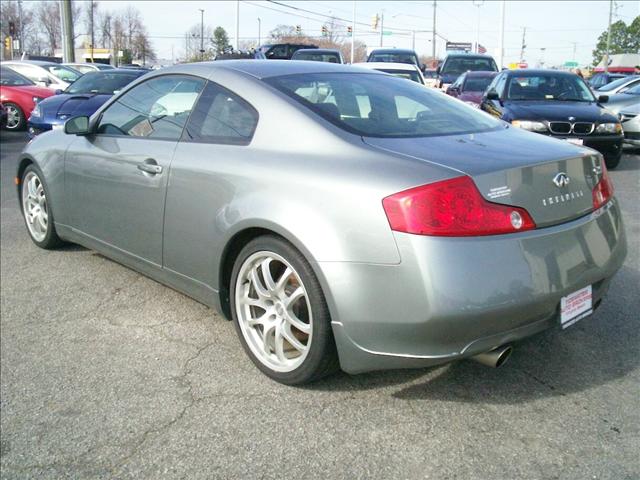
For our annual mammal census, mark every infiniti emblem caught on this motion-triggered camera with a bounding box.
[553,172,570,188]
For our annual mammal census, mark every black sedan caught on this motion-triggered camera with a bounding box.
[480,69,624,169]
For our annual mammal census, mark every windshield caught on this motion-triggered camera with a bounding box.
[266,73,500,138]
[506,74,595,102]
[423,70,437,79]
[369,53,417,65]
[45,64,82,82]
[0,67,35,86]
[377,69,423,84]
[596,76,637,92]
[65,71,144,94]
[294,52,341,63]
[442,57,497,75]
[463,76,494,92]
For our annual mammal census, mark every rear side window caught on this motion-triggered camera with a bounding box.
[183,82,258,145]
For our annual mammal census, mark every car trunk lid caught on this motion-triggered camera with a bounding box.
[364,127,602,227]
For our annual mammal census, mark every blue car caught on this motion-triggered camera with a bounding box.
[28,69,147,137]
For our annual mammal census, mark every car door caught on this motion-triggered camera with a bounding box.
[64,74,205,266]
[481,73,507,118]
[162,81,259,290]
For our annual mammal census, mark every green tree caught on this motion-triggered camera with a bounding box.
[592,16,640,66]
[212,26,230,54]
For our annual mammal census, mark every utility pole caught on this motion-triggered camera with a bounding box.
[412,30,416,51]
[604,0,613,73]
[18,0,23,57]
[519,27,526,63]
[498,0,505,69]
[432,1,437,63]
[235,0,240,51]
[379,12,384,47]
[473,1,484,53]
[350,0,355,64]
[61,0,75,62]
[90,0,95,63]
[199,8,204,60]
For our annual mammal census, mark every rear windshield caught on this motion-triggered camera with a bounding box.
[66,71,144,94]
[294,52,341,63]
[266,73,500,138]
[442,57,497,75]
[463,76,494,92]
[369,53,417,65]
[0,67,34,86]
[377,69,423,84]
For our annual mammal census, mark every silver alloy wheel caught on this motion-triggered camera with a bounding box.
[235,251,313,373]
[5,104,22,130]
[22,171,49,242]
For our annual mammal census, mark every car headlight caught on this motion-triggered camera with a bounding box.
[511,120,548,132]
[31,103,41,118]
[596,122,622,134]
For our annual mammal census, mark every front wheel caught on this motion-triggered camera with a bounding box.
[230,235,339,385]
[4,102,26,131]
[21,165,64,249]
[603,149,622,170]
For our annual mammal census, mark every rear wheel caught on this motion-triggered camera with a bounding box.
[4,102,26,131]
[603,149,622,170]
[230,235,339,385]
[21,165,64,249]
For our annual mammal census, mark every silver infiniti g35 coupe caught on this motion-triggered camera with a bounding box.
[16,61,627,384]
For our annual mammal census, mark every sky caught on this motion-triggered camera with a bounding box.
[77,0,640,66]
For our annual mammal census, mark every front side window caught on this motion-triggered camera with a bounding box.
[183,82,258,145]
[97,75,205,140]
[506,74,595,102]
[267,73,500,138]
[6,64,42,82]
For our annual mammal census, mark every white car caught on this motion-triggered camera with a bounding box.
[354,62,426,86]
[1,61,82,91]
[63,62,115,74]
[595,75,640,95]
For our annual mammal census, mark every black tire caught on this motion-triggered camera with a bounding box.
[20,165,65,249]
[230,235,339,385]
[4,102,26,131]
[603,149,622,170]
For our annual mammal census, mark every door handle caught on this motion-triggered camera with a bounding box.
[137,161,163,175]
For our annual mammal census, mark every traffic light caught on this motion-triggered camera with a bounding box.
[296,25,301,34]
[4,37,10,51]
[347,26,352,36]
[321,25,328,36]
[8,21,15,36]
[371,14,379,30]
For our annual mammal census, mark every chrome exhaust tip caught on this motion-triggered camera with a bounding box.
[471,345,513,368]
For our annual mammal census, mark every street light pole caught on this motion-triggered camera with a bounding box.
[235,0,240,51]
[472,0,484,53]
[498,0,505,69]
[257,17,261,47]
[432,1,437,62]
[379,12,384,47]
[199,8,204,60]
[350,0,355,64]
[18,0,23,56]
[604,0,613,73]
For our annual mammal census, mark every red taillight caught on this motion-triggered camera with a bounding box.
[592,161,614,210]
[382,176,536,237]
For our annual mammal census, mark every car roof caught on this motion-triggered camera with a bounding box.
[168,59,384,79]
[444,53,494,59]
[505,69,578,76]
[369,49,416,55]
[356,62,420,72]
[2,60,60,67]
[463,71,498,77]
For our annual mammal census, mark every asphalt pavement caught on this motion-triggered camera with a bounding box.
[1,130,639,480]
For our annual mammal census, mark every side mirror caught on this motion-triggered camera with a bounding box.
[487,90,500,101]
[38,77,51,85]
[597,95,609,103]
[64,116,90,135]
[54,89,63,95]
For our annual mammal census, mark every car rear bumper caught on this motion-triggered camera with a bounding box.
[321,199,627,374]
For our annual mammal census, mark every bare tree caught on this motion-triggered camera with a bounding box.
[34,1,61,55]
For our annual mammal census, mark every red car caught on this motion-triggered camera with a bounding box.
[446,71,498,107]
[0,66,54,130]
